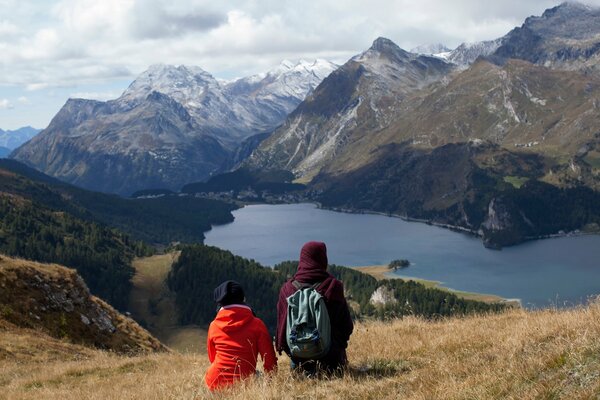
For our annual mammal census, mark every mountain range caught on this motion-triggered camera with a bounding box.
[9,1,600,246]
[0,126,40,157]
[246,1,600,246]
[11,60,337,194]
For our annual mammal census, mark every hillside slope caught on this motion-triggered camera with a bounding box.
[0,159,236,245]
[0,255,165,354]
[2,298,600,399]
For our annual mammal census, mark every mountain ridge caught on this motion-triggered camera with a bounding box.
[11,60,337,195]
[246,36,455,179]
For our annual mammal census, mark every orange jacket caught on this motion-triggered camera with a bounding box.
[205,305,277,391]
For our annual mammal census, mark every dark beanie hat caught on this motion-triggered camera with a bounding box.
[214,280,245,307]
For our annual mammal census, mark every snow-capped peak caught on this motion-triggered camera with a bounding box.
[120,63,219,103]
[226,59,338,100]
[411,43,451,55]
[279,59,296,69]
[445,39,503,67]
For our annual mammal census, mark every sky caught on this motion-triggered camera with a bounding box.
[1,0,599,130]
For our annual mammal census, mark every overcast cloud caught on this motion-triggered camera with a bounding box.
[1,0,600,129]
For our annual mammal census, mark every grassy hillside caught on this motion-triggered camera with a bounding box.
[0,255,165,354]
[129,254,206,353]
[2,299,600,399]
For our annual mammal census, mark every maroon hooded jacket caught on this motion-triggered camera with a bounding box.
[275,241,354,368]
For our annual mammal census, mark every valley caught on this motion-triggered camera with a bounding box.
[2,1,600,398]
[129,253,206,353]
[205,203,600,309]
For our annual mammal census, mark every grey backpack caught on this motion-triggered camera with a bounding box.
[285,280,331,359]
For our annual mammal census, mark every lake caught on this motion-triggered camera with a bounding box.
[205,203,600,308]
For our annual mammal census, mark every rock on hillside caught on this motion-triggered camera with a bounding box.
[0,255,166,354]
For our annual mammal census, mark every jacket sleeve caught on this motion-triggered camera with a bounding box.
[256,319,278,373]
[328,281,354,348]
[207,324,216,363]
[275,285,290,354]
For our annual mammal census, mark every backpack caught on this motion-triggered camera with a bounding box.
[285,280,331,359]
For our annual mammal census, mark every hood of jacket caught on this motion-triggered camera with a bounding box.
[212,305,254,332]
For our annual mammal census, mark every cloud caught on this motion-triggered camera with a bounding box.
[130,0,227,39]
[3,0,600,90]
[17,96,28,104]
[70,90,123,101]
[25,83,50,91]
[0,99,13,109]
[0,20,19,36]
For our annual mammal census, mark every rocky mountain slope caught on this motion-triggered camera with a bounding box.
[444,39,503,66]
[0,255,165,353]
[491,1,600,71]
[11,60,336,195]
[246,37,455,179]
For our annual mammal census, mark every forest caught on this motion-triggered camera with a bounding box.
[168,244,505,332]
[0,160,238,309]
[0,194,142,310]
[0,159,237,244]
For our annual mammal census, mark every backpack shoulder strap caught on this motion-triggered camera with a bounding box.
[292,280,303,290]
[292,280,323,291]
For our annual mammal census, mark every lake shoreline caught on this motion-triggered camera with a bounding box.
[313,202,598,248]
[352,265,521,307]
[205,202,600,309]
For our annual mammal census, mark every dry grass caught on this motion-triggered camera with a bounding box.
[0,255,165,353]
[130,254,206,353]
[3,299,600,399]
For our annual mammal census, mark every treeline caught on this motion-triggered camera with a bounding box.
[0,195,145,310]
[168,245,505,332]
[0,159,237,244]
[274,262,505,319]
[168,244,284,329]
[502,180,600,235]
[0,160,238,311]
[181,167,305,195]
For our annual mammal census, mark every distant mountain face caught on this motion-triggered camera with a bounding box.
[245,2,600,247]
[0,147,10,158]
[11,60,337,195]
[0,126,40,150]
[490,2,600,70]
[246,37,455,178]
[444,39,503,67]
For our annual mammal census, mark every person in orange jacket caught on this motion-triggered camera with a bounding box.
[205,280,277,391]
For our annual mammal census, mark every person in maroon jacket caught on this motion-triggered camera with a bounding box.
[276,241,354,374]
